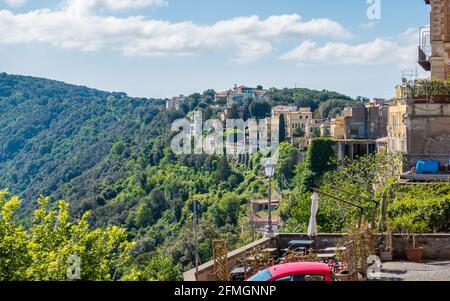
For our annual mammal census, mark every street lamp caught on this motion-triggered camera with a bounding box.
[264,159,275,237]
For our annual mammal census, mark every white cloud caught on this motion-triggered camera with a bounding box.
[280,28,418,68]
[2,0,26,7]
[64,0,168,16]
[0,6,352,63]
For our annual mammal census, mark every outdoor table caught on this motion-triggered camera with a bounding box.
[317,253,336,264]
[317,253,336,259]
[287,240,314,255]
[230,267,248,281]
[322,247,346,252]
[288,240,314,249]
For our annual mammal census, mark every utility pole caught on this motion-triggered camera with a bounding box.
[193,200,201,280]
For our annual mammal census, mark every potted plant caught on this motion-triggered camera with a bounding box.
[406,235,423,263]
[429,78,450,103]
[392,214,427,262]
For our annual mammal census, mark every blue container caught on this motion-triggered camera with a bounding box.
[416,160,440,174]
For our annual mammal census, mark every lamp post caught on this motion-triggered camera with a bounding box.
[264,159,275,237]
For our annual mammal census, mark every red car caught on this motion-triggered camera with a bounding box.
[246,262,336,282]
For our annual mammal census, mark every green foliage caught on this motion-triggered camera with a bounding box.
[389,183,450,233]
[306,138,336,175]
[227,104,240,119]
[288,153,403,233]
[302,138,336,190]
[215,156,231,183]
[293,125,305,138]
[279,114,286,142]
[111,141,126,156]
[211,192,245,227]
[0,190,133,281]
[275,142,299,187]
[315,99,362,119]
[266,87,353,112]
[123,253,182,281]
[249,100,271,119]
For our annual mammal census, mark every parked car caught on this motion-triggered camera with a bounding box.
[246,262,336,282]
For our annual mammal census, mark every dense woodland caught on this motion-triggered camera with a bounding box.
[1,73,449,281]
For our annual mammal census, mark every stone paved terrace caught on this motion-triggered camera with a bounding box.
[184,233,450,281]
[379,261,450,281]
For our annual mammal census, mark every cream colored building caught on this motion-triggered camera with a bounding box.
[330,116,346,140]
[387,86,450,168]
[271,106,313,138]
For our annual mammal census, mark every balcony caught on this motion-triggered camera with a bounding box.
[418,46,431,71]
[418,26,431,71]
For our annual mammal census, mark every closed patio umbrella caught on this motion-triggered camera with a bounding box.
[307,192,320,238]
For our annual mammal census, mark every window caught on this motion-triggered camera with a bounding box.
[247,268,273,281]
[291,274,325,282]
[275,276,292,282]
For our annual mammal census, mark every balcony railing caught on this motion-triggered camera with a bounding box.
[418,26,431,71]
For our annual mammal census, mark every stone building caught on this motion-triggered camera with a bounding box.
[331,99,389,160]
[271,106,313,139]
[166,95,186,110]
[387,0,450,172]
[419,0,450,80]
[387,87,450,169]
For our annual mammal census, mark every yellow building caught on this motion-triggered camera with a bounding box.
[387,99,408,154]
[330,116,346,140]
[271,106,313,138]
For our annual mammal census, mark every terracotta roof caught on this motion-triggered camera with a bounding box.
[252,213,281,225]
[250,199,280,205]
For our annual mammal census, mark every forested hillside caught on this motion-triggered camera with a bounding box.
[0,72,366,279]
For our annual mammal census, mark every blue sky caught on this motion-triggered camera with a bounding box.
[0,0,430,99]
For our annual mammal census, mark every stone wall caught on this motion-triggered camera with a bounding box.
[408,103,450,157]
[183,233,450,281]
[392,234,450,260]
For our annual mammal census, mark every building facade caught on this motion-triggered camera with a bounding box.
[166,95,186,110]
[271,106,314,138]
[422,0,450,80]
[388,0,450,171]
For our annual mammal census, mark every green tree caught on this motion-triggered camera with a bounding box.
[249,100,271,119]
[0,191,134,281]
[123,254,183,281]
[227,104,240,119]
[215,156,231,183]
[293,125,305,138]
[275,142,299,187]
[306,138,336,178]
[0,191,29,280]
[279,114,286,143]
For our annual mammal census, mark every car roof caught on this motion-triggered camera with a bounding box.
[269,262,330,277]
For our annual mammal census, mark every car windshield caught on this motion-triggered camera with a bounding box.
[246,268,273,281]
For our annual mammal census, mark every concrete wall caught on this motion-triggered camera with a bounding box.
[392,234,450,260]
[408,103,450,156]
[366,105,388,140]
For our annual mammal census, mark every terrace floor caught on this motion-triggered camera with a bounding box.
[378,260,450,281]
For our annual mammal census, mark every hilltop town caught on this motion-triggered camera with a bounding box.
[0,0,449,285]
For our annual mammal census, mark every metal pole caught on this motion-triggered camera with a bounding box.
[267,175,273,234]
[193,201,199,280]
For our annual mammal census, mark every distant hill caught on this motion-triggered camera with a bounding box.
[0,73,361,215]
[0,72,184,216]
[0,72,366,273]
